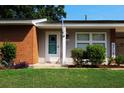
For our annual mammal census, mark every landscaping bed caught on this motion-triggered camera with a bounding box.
[70,45,124,69]
[67,64,124,68]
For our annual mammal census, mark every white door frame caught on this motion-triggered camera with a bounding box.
[45,31,60,63]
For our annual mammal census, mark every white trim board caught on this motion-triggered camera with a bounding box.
[36,23,124,29]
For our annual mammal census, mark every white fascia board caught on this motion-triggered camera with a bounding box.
[36,23,124,29]
[65,23,124,27]
[0,20,32,25]
[0,19,47,25]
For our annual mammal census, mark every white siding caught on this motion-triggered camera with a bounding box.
[38,29,111,65]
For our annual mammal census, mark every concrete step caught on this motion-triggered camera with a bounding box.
[30,63,66,69]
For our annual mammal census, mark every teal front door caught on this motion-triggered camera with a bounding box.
[45,31,60,63]
[49,35,57,54]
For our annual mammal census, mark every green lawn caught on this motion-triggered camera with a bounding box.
[0,68,124,88]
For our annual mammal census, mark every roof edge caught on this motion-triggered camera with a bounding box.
[0,19,47,25]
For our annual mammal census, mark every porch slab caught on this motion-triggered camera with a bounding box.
[110,68,124,70]
[30,63,67,69]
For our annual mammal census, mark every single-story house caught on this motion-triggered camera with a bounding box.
[0,19,124,65]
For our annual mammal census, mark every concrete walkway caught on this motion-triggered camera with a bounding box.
[30,63,124,70]
[110,68,124,70]
[30,63,67,69]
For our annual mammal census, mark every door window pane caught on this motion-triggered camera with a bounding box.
[92,34,105,41]
[48,35,57,54]
[77,34,89,41]
[93,43,105,47]
[77,43,89,49]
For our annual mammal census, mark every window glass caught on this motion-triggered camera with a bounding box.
[92,34,105,41]
[77,34,89,41]
[93,43,105,47]
[48,35,57,54]
[77,43,89,49]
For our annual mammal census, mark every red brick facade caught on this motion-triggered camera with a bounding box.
[0,25,38,64]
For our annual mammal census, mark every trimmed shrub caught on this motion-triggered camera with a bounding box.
[71,48,85,66]
[115,55,124,66]
[86,45,106,65]
[1,42,16,67]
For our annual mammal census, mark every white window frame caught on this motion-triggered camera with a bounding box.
[75,32,107,56]
[75,32,91,48]
[91,32,107,49]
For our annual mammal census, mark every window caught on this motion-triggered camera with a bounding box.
[92,43,105,47]
[76,32,107,49]
[77,43,89,49]
[92,34,105,41]
[77,34,89,41]
[76,33,90,49]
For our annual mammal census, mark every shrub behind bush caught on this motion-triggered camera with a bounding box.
[115,55,124,66]
[86,45,106,65]
[71,48,85,67]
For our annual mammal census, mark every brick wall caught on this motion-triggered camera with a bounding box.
[0,25,38,64]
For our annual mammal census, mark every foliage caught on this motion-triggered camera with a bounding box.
[71,48,85,66]
[115,55,124,66]
[1,42,16,67]
[86,45,106,65]
[14,62,29,69]
[0,5,66,21]
[0,60,8,67]
[108,57,115,65]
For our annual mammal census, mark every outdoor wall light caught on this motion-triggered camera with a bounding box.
[66,33,69,41]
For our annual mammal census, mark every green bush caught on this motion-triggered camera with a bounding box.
[1,42,16,67]
[86,45,106,65]
[115,55,124,66]
[71,48,85,66]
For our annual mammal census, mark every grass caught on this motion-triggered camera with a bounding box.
[0,68,124,88]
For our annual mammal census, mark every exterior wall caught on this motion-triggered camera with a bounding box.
[0,25,118,65]
[116,32,124,56]
[66,29,111,64]
[32,26,39,64]
[38,29,45,63]
[38,28,111,65]
[0,25,38,64]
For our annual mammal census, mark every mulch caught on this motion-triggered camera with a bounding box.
[67,64,124,68]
